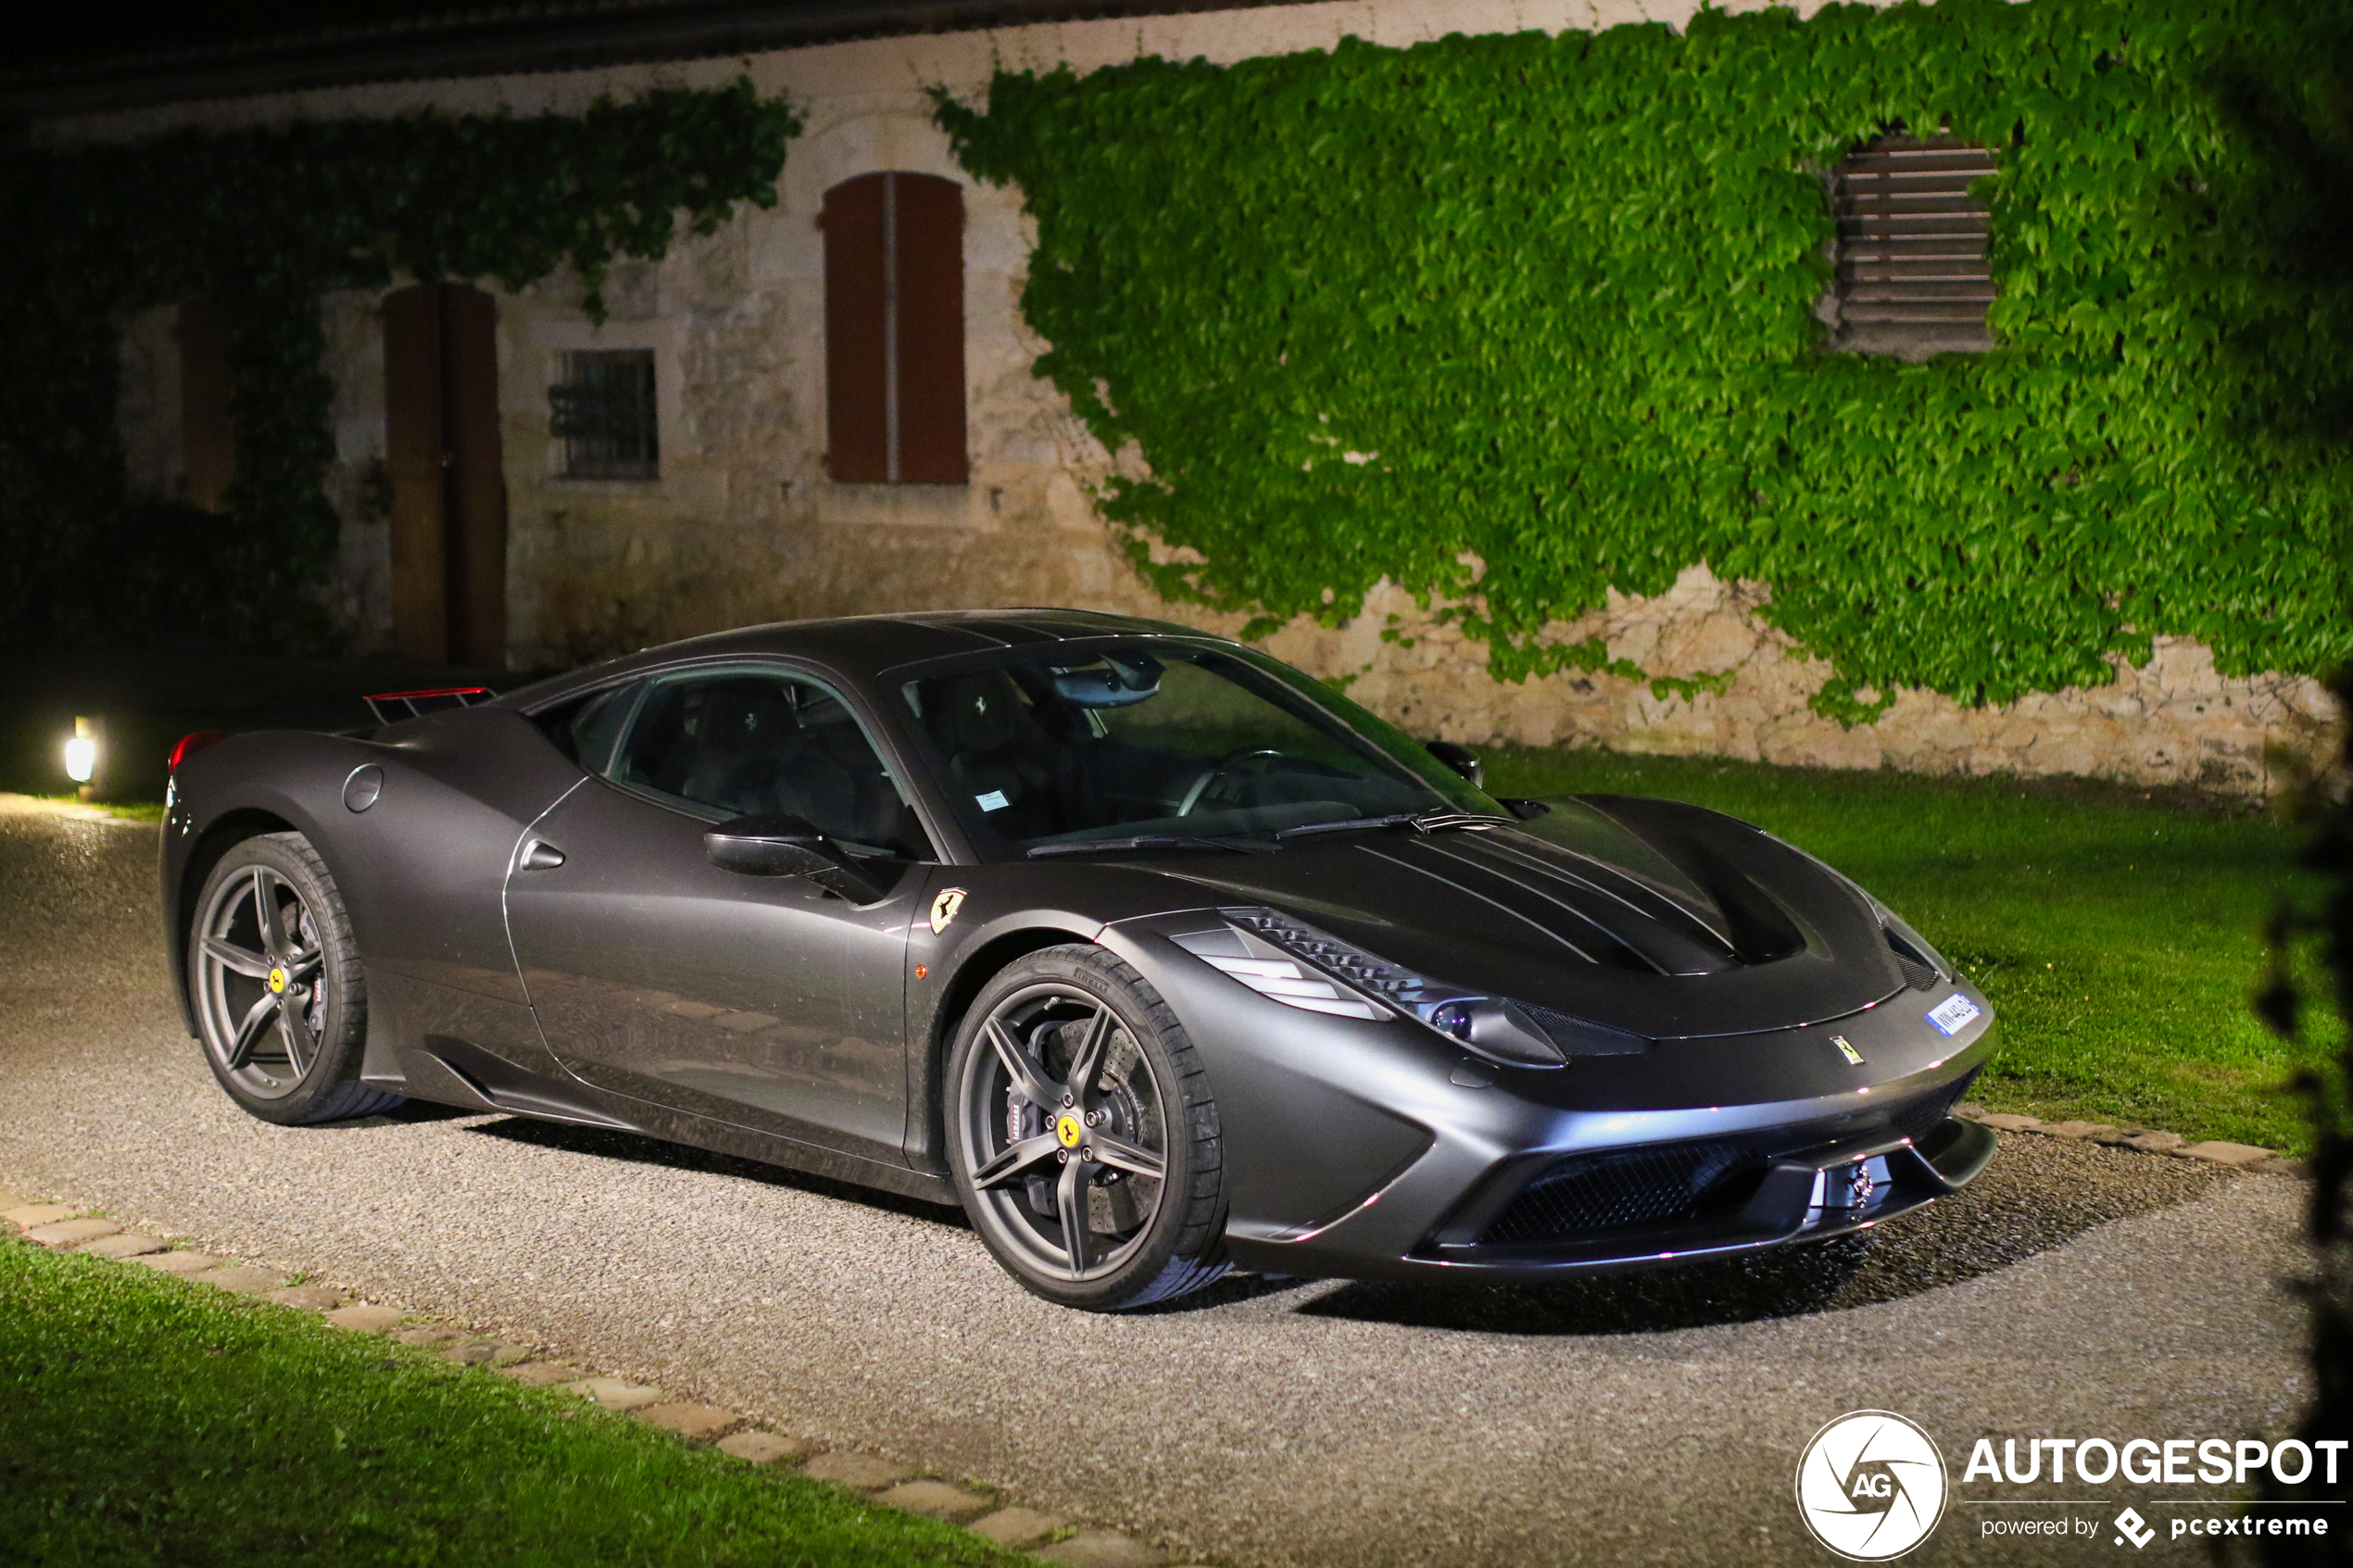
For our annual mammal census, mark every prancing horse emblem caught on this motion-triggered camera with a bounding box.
[929,887,967,935]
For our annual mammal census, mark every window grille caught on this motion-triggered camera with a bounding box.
[550,349,659,479]
[1827,132,1998,358]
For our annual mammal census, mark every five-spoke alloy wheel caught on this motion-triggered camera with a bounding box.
[189,833,399,1125]
[947,947,1227,1311]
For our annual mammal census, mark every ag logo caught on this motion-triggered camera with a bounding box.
[1794,1411,1949,1561]
[928,887,967,935]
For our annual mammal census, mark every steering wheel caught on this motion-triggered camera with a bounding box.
[1175,748,1285,818]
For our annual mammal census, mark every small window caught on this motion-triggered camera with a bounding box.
[1825,132,1998,358]
[532,682,639,772]
[823,172,967,484]
[549,349,659,479]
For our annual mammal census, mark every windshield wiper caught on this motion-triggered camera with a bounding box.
[1026,834,1281,859]
[1275,809,1516,842]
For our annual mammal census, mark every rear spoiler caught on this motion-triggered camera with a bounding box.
[363,686,495,724]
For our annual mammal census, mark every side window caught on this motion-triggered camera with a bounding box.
[532,682,638,773]
[610,670,931,858]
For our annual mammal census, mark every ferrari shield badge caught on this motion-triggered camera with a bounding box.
[1831,1035,1865,1066]
[929,887,967,935]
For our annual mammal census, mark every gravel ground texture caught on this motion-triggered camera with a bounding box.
[0,796,2315,1566]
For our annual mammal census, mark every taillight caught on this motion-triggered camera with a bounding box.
[168,731,230,773]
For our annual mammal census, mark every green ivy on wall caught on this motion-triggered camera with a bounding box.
[938,0,2353,718]
[0,81,799,651]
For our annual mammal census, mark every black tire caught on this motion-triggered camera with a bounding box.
[945,945,1227,1311]
[187,832,404,1126]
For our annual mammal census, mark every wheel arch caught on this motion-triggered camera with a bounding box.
[170,809,298,1035]
[912,924,1101,1169]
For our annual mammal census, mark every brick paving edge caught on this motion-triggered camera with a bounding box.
[0,1185,1198,1567]
[1951,1103,2306,1175]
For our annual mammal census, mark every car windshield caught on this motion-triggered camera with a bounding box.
[900,643,1499,857]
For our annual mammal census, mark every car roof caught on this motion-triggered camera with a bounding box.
[495,608,1227,709]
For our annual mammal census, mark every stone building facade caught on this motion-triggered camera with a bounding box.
[78,0,2335,793]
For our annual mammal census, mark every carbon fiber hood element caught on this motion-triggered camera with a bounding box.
[1157,795,1907,1040]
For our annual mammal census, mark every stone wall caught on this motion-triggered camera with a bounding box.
[71,0,2339,793]
[1252,570,2335,795]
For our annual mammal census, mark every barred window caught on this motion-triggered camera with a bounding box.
[550,349,659,479]
[1825,132,1998,358]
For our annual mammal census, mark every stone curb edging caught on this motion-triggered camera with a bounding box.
[0,1120,2291,1568]
[0,1190,1208,1568]
[1953,1103,2305,1176]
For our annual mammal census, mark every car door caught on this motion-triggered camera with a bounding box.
[503,664,937,1168]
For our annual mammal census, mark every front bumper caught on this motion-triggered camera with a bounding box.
[1220,1098,1994,1285]
[1105,914,2002,1286]
[1411,1112,1994,1274]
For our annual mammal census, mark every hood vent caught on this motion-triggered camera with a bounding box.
[1884,928,1941,991]
[1522,1003,1648,1058]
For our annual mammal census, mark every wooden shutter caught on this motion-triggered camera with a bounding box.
[440,284,507,668]
[383,284,449,663]
[1831,133,1998,356]
[383,282,507,666]
[824,171,967,483]
[178,303,236,513]
[893,174,968,484]
[824,174,889,483]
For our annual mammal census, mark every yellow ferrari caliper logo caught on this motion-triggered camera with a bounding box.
[268,967,287,995]
[1055,1113,1082,1148]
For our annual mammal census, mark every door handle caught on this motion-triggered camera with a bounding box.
[520,839,566,871]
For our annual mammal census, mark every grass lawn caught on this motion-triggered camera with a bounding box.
[1483,746,2328,1155]
[0,1240,1022,1568]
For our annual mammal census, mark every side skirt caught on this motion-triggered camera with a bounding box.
[372,1035,958,1209]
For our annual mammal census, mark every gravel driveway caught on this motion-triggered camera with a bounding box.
[0,797,2312,1565]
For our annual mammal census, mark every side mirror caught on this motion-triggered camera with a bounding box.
[705,813,888,904]
[1424,740,1483,791]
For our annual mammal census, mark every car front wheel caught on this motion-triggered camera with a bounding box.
[946,945,1228,1311]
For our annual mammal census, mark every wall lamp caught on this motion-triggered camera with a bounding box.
[63,716,102,801]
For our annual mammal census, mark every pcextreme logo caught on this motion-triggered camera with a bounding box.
[1795,1411,1951,1561]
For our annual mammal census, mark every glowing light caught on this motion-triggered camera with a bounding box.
[63,718,98,784]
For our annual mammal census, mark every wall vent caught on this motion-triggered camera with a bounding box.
[1824,132,1998,358]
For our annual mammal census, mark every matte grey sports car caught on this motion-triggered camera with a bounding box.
[161,609,1995,1311]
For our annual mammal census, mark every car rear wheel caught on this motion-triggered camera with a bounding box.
[946,946,1228,1311]
[189,833,403,1126]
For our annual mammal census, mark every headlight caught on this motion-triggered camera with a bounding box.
[1173,907,1569,1068]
